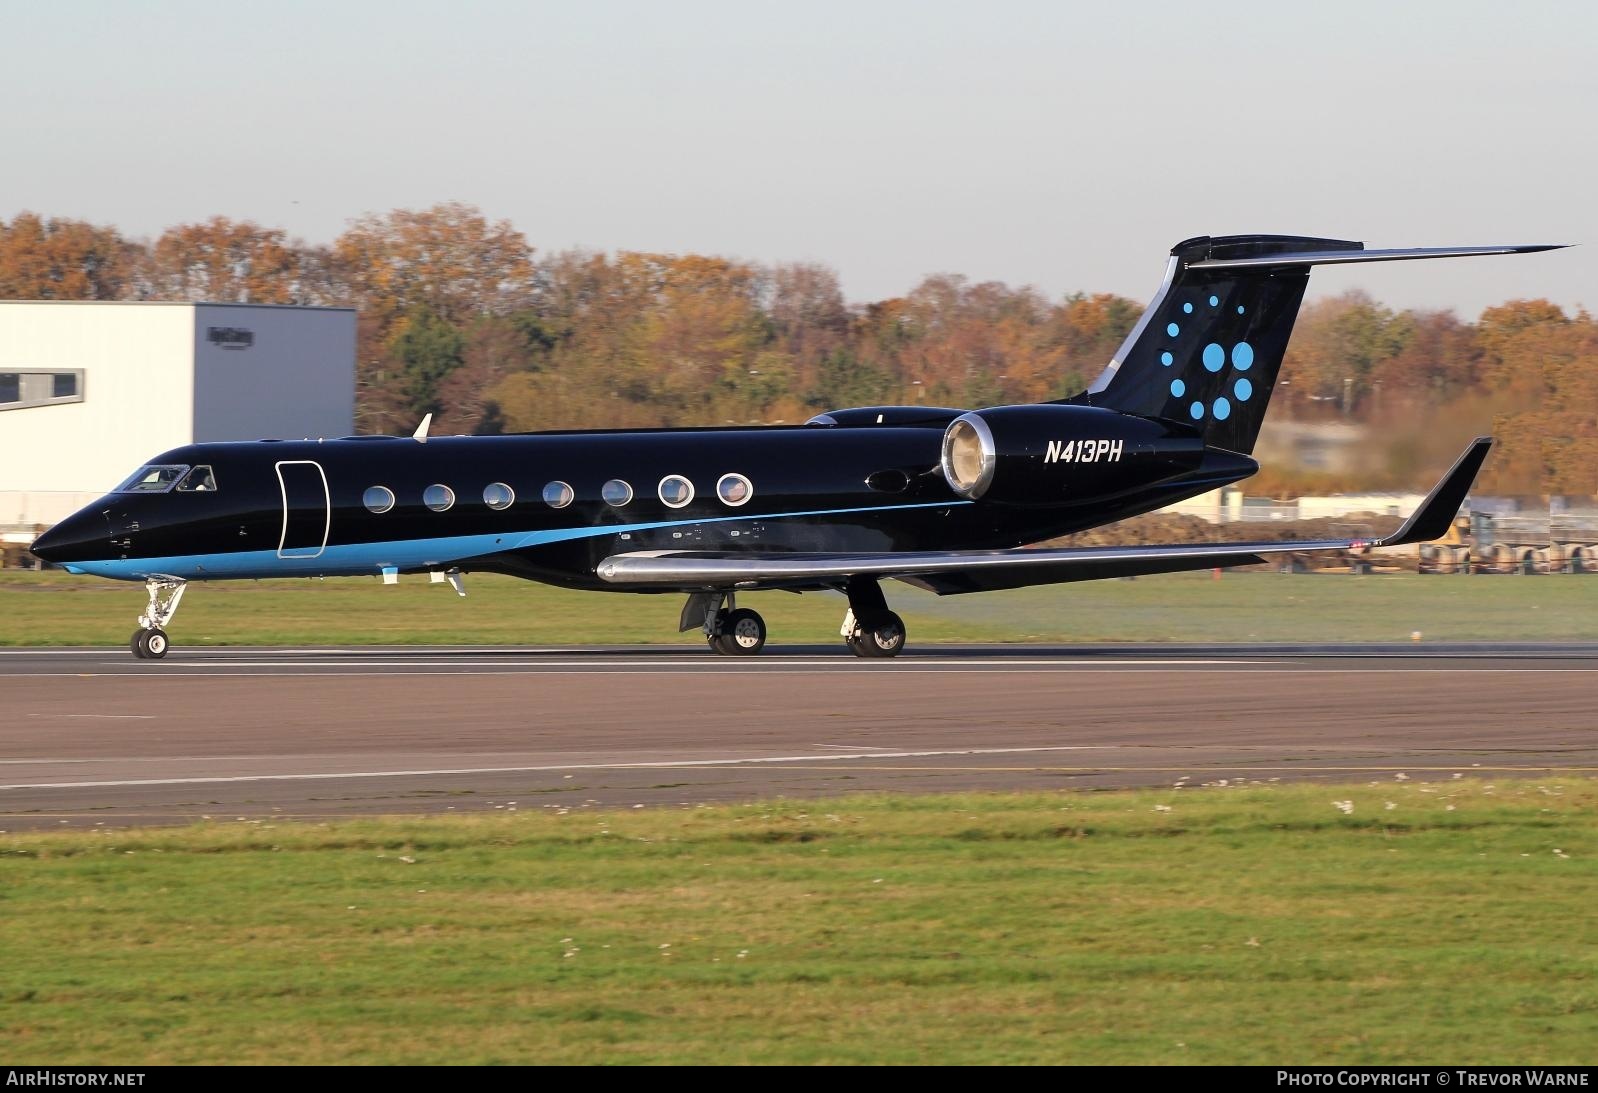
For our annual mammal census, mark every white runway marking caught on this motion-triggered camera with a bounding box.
[0,743,1262,790]
[24,713,156,720]
[4,741,1592,792]
[164,657,1253,668]
[8,666,1598,681]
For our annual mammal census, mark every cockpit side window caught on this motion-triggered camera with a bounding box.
[175,465,218,492]
[115,464,191,493]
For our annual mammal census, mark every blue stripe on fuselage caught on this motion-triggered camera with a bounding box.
[63,501,971,582]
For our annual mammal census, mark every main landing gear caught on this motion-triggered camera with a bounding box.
[130,578,186,660]
[839,575,906,659]
[684,592,768,656]
[681,578,906,659]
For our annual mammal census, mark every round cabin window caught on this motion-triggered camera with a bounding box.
[542,481,574,509]
[658,475,694,508]
[483,482,515,510]
[423,484,455,512]
[716,473,753,507]
[363,486,395,513]
[602,479,633,507]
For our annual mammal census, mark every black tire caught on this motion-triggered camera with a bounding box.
[130,630,150,659]
[714,608,766,656]
[143,628,170,659]
[851,612,906,659]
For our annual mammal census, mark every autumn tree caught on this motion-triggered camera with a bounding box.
[1052,292,1144,394]
[333,202,536,325]
[0,212,131,299]
[1368,310,1479,410]
[1281,291,1413,417]
[432,312,554,435]
[139,217,314,304]
[332,203,537,430]
[768,262,851,390]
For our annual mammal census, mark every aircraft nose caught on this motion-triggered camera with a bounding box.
[30,510,104,565]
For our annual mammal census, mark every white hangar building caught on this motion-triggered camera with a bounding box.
[0,301,356,532]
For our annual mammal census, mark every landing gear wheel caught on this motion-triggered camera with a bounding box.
[712,608,766,656]
[130,629,169,659]
[130,579,185,660]
[848,612,906,659]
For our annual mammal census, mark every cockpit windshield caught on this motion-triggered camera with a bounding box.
[114,464,191,493]
[175,465,218,492]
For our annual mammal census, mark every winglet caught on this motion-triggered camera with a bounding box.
[412,413,433,443]
[1377,437,1493,547]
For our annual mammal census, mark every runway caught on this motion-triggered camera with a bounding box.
[3,644,1596,829]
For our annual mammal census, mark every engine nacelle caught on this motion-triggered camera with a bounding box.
[940,404,1207,504]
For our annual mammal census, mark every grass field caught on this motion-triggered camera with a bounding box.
[1,781,1592,1064]
[3,568,1598,646]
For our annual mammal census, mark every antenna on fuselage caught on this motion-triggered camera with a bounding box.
[412,413,433,444]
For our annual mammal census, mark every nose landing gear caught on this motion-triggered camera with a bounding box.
[130,578,186,660]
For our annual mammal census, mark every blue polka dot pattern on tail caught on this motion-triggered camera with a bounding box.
[1158,300,1261,427]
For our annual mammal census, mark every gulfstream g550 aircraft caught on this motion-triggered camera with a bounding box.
[31,235,1560,659]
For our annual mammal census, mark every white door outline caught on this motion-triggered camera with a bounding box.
[275,460,331,559]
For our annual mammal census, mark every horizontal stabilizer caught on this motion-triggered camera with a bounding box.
[596,437,1492,594]
[1189,244,1567,270]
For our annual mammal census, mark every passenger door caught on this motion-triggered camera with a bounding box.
[275,461,330,559]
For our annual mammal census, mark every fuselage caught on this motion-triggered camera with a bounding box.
[33,409,1256,593]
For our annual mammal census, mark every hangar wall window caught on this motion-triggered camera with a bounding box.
[483,482,515,510]
[717,473,753,507]
[423,484,455,512]
[658,475,694,508]
[602,479,633,507]
[363,486,395,513]
[543,481,574,509]
[0,369,86,411]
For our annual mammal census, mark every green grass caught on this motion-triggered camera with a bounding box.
[0,781,1592,1064]
[2,567,1597,646]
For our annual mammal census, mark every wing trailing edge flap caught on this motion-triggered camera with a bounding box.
[595,438,1491,594]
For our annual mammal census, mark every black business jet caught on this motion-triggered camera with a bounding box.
[31,234,1561,659]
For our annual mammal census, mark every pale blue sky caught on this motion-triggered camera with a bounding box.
[3,0,1593,315]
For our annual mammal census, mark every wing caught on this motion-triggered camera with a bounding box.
[596,438,1490,595]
